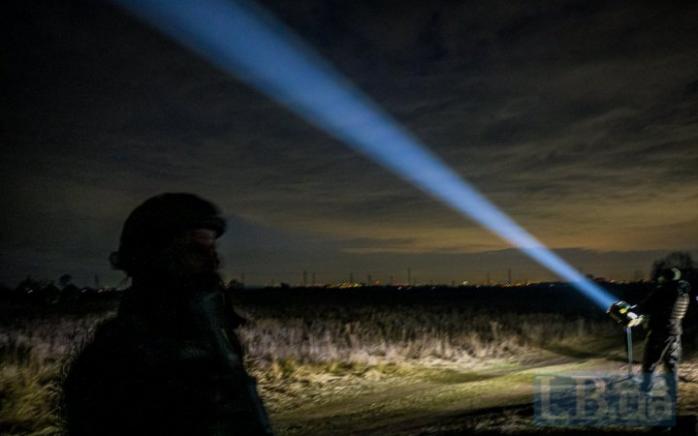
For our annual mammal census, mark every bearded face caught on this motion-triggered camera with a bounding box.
[154,228,222,286]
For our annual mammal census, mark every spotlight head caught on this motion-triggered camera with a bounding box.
[607,300,644,328]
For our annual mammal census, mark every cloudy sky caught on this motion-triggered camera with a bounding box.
[3,0,697,286]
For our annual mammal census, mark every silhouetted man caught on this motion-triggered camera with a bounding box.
[636,267,692,397]
[63,193,273,435]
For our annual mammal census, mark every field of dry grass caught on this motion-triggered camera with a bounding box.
[0,296,624,434]
[0,287,695,435]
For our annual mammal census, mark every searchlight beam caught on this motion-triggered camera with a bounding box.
[112,0,617,310]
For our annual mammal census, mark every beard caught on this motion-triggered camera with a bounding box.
[152,241,223,291]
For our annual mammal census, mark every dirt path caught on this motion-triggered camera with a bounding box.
[263,353,698,435]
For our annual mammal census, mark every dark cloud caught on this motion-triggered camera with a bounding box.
[2,0,697,285]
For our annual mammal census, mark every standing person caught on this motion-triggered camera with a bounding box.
[636,266,692,397]
[63,193,273,435]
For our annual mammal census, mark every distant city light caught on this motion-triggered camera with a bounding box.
[112,0,617,310]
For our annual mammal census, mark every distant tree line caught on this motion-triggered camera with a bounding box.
[0,275,121,305]
[0,252,694,306]
[0,274,248,306]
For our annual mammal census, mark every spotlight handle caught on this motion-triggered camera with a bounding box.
[625,327,633,378]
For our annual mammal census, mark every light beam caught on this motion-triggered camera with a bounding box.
[112,0,617,309]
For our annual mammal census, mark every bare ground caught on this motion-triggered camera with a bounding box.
[259,340,698,435]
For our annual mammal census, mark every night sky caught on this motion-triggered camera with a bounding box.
[3,0,698,287]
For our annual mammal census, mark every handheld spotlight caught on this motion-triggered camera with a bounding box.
[607,301,644,328]
[607,300,645,378]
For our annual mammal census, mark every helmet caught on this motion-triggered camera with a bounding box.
[110,193,226,275]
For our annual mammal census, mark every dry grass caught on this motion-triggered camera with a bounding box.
[238,306,616,367]
[0,304,622,434]
[0,359,62,435]
[0,313,110,435]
